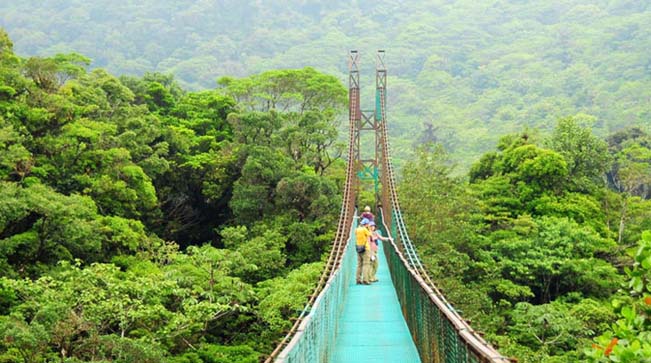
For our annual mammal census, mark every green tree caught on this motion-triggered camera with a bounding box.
[256,262,323,332]
[0,182,158,278]
[546,115,611,193]
[487,216,619,304]
[586,231,651,362]
[219,67,346,114]
[0,116,31,181]
[23,53,89,92]
[506,301,585,361]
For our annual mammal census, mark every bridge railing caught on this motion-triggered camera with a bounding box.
[265,51,359,362]
[273,217,357,363]
[379,209,511,363]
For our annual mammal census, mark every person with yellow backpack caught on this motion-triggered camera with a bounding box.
[355,218,373,285]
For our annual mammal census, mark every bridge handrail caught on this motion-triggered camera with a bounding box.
[379,209,511,363]
[272,217,357,362]
[375,56,509,361]
[264,55,359,362]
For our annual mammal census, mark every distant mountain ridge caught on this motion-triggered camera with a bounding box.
[2,0,651,167]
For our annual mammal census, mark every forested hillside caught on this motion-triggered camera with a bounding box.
[400,121,651,361]
[2,1,651,362]
[2,0,651,167]
[0,30,347,362]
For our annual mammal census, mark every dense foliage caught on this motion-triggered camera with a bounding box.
[2,1,651,359]
[586,231,651,362]
[2,0,651,168]
[0,29,346,362]
[400,118,651,362]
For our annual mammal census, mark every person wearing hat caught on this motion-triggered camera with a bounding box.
[361,205,375,222]
[368,221,391,282]
[354,218,373,284]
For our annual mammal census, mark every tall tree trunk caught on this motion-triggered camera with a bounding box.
[618,197,628,245]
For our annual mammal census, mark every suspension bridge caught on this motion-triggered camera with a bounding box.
[265,51,512,363]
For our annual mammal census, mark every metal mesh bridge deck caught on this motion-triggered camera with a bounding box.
[331,233,421,363]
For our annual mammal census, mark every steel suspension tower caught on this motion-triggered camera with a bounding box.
[349,50,362,205]
[375,50,392,231]
[351,50,386,209]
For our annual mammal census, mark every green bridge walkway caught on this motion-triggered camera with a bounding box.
[332,228,421,363]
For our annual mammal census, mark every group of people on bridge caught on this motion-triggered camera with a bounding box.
[354,206,392,285]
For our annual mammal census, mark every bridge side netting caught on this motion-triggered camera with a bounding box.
[275,219,357,363]
[379,210,509,363]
